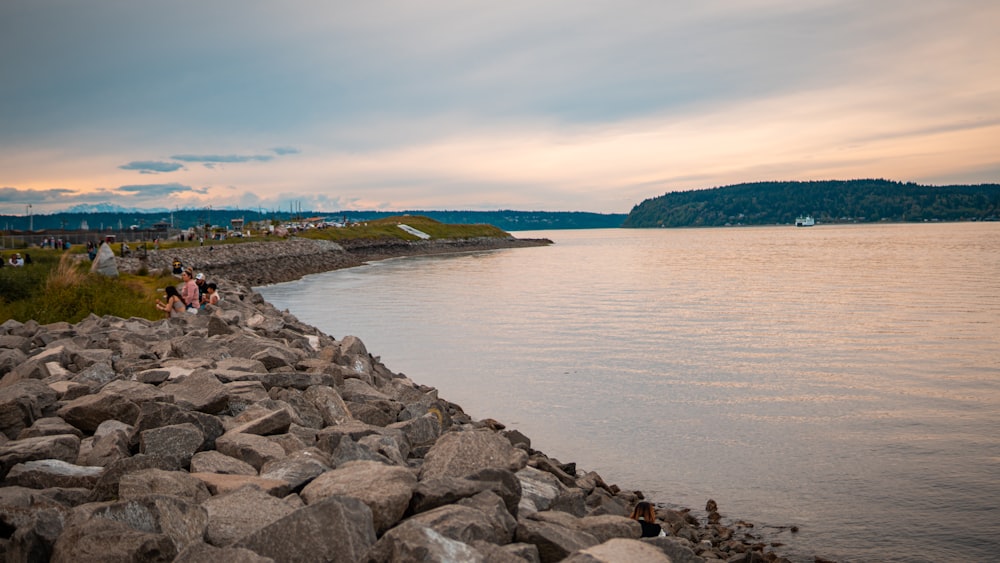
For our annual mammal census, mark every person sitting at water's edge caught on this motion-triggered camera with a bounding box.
[630,501,667,538]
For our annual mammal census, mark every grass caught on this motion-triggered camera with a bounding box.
[0,216,513,324]
[1,250,176,324]
[294,215,509,242]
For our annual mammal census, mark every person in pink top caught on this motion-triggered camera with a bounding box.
[179,268,199,310]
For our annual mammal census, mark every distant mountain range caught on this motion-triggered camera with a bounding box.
[1,208,627,232]
[623,179,1000,228]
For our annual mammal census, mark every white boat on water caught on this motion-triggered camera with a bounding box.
[795,215,816,227]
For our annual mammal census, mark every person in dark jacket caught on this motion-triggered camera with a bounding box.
[630,501,666,538]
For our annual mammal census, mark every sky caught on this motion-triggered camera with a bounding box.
[2,0,999,215]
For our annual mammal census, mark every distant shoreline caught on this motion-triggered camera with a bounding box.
[120,235,553,287]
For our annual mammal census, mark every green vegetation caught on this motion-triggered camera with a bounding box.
[0,252,170,324]
[622,179,1000,228]
[294,215,510,242]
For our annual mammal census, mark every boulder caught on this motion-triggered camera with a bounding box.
[515,518,601,563]
[16,417,83,440]
[140,423,205,466]
[362,521,486,563]
[214,433,286,471]
[201,485,298,546]
[57,392,140,433]
[420,429,528,481]
[160,371,229,414]
[89,242,119,277]
[118,468,212,503]
[52,517,175,563]
[189,451,258,476]
[258,448,331,492]
[5,459,103,489]
[232,495,376,562]
[0,434,81,479]
[563,538,672,562]
[303,385,352,426]
[0,380,60,439]
[301,460,416,534]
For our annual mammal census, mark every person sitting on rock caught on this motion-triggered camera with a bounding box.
[630,501,667,538]
[180,269,200,311]
[194,272,208,305]
[202,282,221,306]
[155,285,186,318]
[172,258,184,275]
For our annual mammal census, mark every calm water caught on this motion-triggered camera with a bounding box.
[258,223,1000,562]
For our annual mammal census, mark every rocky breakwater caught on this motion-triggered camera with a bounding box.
[0,278,794,562]
[123,235,553,287]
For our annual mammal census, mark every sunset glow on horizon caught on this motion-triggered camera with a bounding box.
[2,1,998,215]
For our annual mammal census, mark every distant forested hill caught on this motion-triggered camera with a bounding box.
[622,179,1000,228]
[1,209,626,233]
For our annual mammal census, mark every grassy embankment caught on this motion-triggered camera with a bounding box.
[0,216,510,324]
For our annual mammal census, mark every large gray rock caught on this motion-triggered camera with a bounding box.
[16,416,83,440]
[189,450,258,476]
[89,454,187,502]
[300,460,416,534]
[362,521,486,563]
[140,422,205,466]
[91,495,209,554]
[214,432,286,471]
[517,465,565,516]
[89,242,119,277]
[129,401,226,451]
[233,494,376,562]
[52,517,175,563]
[258,448,331,492]
[78,426,131,467]
[225,407,292,436]
[420,429,528,481]
[387,413,441,447]
[57,392,141,433]
[515,518,601,563]
[563,538,673,562]
[577,514,642,543]
[5,459,103,489]
[0,434,81,479]
[118,468,212,503]
[404,490,516,546]
[0,380,60,439]
[160,371,230,414]
[303,385,352,426]
[201,485,298,547]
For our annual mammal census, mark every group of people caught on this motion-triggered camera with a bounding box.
[155,266,221,318]
[2,253,29,267]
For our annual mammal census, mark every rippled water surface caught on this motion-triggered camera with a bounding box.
[259,223,1000,562]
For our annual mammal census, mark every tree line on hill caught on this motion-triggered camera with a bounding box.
[622,179,1000,228]
[1,209,627,234]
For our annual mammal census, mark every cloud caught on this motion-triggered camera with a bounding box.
[170,154,274,164]
[119,161,185,174]
[0,186,76,204]
[271,146,301,156]
[116,183,204,197]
